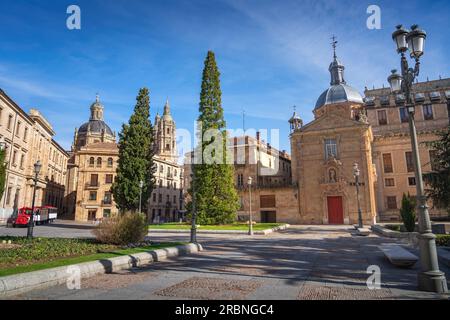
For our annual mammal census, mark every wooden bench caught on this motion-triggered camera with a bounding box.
[378,244,418,268]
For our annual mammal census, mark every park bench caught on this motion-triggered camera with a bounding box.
[378,244,418,268]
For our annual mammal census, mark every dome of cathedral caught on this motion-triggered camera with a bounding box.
[314,40,364,110]
[78,120,114,136]
[315,84,364,110]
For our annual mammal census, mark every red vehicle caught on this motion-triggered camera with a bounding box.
[7,206,58,227]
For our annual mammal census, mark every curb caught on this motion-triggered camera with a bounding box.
[0,243,203,298]
[148,224,290,235]
[371,224,419,246]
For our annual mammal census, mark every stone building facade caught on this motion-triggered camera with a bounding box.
[184,47,449,226]
[0,89,69,224]
[65,96,119,221]
[149,99,184,223]
[364,78,450,221]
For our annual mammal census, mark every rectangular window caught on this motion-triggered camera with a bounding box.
[103,209,111,218]
[20,154,25,168]
[377,110,388,125]
[103,192,112,204]
[15,121,21,137]
[12,150,17,166]
[6,187,12,205]
[429,150,439,171]
[324,139,337,159]
[158,194,162,203]
[153,193,156,202]
[422,104,434,120]
[105,174,113,184]
[382,153,393,173]
[260,195,276,208]
[23,127,28,141]
[7,115,13,131]
[408,177,416,186]
[90,174,98,186]
[405,152,415,172]
[173,195,177,203]
[387,196,397,210]
[89,191,97,201]
[399,107,409,123]
[385,178,395,187]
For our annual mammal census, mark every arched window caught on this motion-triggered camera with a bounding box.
[107,157,113,167]
[97,157,102,167]
[89,157,95,167]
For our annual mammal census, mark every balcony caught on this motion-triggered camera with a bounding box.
[102,200,112,206]
[85,182,99,189]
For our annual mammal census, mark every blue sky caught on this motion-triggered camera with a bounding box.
[0,0,449,154]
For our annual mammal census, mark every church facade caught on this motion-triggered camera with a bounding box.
[235,47,449,225]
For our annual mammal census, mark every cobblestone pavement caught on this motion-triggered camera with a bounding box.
[6,225,450,300]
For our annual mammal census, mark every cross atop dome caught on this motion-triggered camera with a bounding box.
[331,35,338,59]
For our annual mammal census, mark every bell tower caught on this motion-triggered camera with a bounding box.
[154,98,177,162]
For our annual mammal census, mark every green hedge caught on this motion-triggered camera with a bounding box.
[436,235,450,247]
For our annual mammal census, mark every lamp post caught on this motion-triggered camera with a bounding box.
[353,163,363,229]
[27,160,41,239]
[388,24,448,293]
[139,180,144,214]
[247,176,253,236]
[190,171,197,244]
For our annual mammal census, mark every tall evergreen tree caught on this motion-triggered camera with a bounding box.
[0,148,6,200]
[424,126,450,215]
[112,88,156,213]
[189,51,239,225]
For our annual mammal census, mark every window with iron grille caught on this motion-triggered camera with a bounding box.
[399,107,409,123]
[377,110,388,125]
[405,152,415,172]
[324,139,337,160]
[385,178,395,187]
[422,104,434,120]
[383,153,393,173]
[387,196,397,210]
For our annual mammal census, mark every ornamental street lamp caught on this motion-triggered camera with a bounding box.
[353,163,363,229]
[248,176,253,236]
[139,180,144,214]
[388,24,448,293]
[190,171,197,244]
[27,160,42,239]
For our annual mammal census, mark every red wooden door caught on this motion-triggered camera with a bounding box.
[327,196,344,224]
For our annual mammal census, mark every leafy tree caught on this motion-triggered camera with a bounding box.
[423,126,450,215]
[400,193,416,232]
[112,88,156,214]
[188,51,239,225]
[0,148,6,200]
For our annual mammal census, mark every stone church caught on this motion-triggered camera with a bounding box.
[290,48,377,225]
[235,45,449,225]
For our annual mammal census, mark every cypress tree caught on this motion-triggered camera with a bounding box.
[189,51,239,225]
[112,88,156,214]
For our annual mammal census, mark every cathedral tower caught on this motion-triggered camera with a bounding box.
[154,99,177,162]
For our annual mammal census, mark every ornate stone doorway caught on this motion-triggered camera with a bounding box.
[327,196,344,224]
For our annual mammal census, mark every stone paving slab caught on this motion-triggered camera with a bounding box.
[5,225,450,300]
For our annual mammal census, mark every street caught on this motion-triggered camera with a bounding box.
[3,223,450,300]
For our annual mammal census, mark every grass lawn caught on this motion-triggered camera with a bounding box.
[149,222,284,231]
[0,236,185,277]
